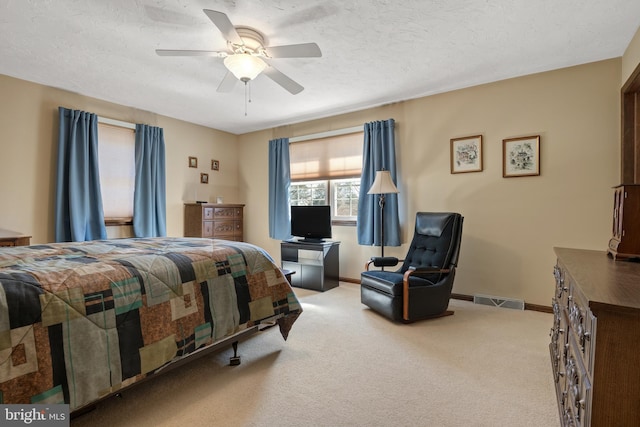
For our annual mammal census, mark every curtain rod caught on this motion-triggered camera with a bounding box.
[289,125,363,143]
[98,116,136,130]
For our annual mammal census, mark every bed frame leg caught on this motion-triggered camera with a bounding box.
[229,340,241,366]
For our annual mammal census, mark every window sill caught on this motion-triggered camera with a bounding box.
[332,219,356,227]
[105,218,133,226]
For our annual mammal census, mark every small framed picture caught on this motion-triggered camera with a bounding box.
[450,135,483,173]
[189,156,198,168]
[200,173,209,184]
[503,135,540,177]
[211,159,220,171]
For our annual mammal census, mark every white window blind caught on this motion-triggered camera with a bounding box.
[98,122,135,219]
[289,132,363,181]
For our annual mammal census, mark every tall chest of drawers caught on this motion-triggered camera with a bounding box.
[550,248,640,427]
[184,203,244,241]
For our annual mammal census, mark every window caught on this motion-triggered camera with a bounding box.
[290,180,327,206]
[97,121,135,224]
[332,178,360,218]
[289,130,363,223]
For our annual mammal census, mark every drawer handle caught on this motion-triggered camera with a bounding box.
[580,331,591,353]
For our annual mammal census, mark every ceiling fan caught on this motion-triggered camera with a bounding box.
[156,9,322,95]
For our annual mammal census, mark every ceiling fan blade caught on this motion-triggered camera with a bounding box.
[263,65,304,95]
[264,43,322,58]
[203,9,243,45]
[217,71,237,92]
[155,49,227,57]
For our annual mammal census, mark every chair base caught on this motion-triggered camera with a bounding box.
[401,310,454,323]
[361,285,403,321]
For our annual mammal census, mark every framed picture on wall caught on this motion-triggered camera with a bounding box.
[502,135,540,177]
[211,159,219,171]
[450,135,483,173]
[189,156,198,168]
[200,173,209,184]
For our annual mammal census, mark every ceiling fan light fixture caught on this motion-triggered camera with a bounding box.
[224,54,266,82]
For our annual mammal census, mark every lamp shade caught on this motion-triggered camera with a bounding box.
[367,170,399,195]
[223,54,266,82]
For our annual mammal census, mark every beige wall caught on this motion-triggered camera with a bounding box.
[238,59,621,306]
[0,55,630,307]
[0,74,238,243]
[622,25,640,84]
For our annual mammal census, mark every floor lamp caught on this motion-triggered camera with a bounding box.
[367,170,399,258]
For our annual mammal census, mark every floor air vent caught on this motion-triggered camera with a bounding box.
[473,294,524,310]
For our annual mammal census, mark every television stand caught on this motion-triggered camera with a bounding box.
[299,238,325,243]
[281,240,339,291]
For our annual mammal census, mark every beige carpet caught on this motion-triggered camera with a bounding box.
[71,283,558,427]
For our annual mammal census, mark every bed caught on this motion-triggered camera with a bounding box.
[0,237,301,413]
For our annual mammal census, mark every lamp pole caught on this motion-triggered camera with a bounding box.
[367,170,399,261]
[378,193,386,258]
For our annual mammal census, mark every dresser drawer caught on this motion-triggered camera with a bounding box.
[568,282,596,373]
[212,220,239,237]
[202,221,214,237]
[554,264,570,310]
[203,207,215,220]
[564,334,592,427]
[214,207,242,218]
[550,299,569,386]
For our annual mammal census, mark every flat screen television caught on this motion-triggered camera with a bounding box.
[290,205,332,242]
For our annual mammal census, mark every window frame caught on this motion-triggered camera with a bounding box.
[289,178,359,225]
[289,180,329,206]
[330,177,360,225]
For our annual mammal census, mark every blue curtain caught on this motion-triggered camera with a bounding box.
[133,124,167,237]
[357,119,400,246]
[55,107,107,242]
[268,138,291,240]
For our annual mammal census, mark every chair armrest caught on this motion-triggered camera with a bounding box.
[403,266,452,283]
[365,256,400,270]
[405,266,451,276]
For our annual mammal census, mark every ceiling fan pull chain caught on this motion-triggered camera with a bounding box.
[244,81,248,116]
[243,81,255,116]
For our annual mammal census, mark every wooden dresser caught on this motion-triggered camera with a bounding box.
[550,247,640,427]
[184,203,244,241]
[0,228,31,247]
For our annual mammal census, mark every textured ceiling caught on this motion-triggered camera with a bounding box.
[1,0,639,134]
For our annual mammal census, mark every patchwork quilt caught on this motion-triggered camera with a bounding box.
[0,237,301,411]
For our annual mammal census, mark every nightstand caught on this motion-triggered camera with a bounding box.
[0,228,31,247]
